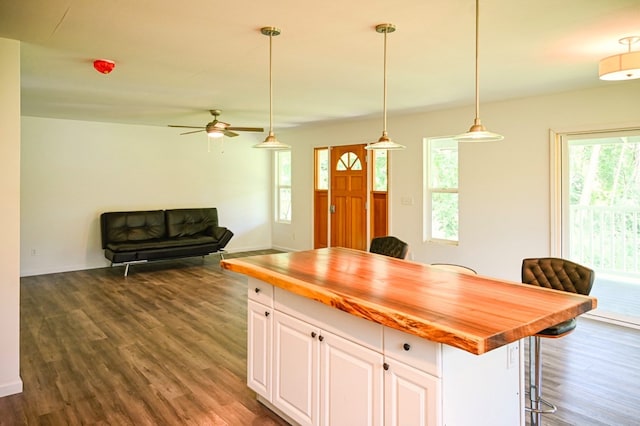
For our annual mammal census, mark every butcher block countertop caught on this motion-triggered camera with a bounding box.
[220,247,597,355]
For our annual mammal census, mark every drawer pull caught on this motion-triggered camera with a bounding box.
[255,287,261,293]
[403,343,411,351]
[383,363,389,371]
[318,335,324,342]
[311,332,317,338]
[265,311,270,317]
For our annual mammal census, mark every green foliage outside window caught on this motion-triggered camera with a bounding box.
[427,138,458,242]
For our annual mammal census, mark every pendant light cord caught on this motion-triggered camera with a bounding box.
[474,0,480,123]
[268,32,274,135]
[382,29,388,135]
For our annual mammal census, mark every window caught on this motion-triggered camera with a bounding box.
[275,150,291,223]
[316,148,329,190]
[372,149,387,191]
[424,137,458,243]
[336,151,362,171]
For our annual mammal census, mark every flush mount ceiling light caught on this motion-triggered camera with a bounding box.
[455,0,503,143]
[254,26,290,150]
[599,36,640,81]
[365,23,405,151]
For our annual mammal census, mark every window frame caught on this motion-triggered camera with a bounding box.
[424,136,459,244]
[275,149,292,224]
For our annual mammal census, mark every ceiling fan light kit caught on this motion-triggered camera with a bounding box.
[254,26,290,150]
[599,36,640,81]
[455,0,503,143]
[365,23,405,151]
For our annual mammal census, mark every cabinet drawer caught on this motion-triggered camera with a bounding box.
[248,277,274,307]
[384,326,442,377]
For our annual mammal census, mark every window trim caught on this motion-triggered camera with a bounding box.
[424,136,459,245]
[275,150,292,224]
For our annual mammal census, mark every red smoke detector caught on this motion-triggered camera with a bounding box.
[93,59,116,74]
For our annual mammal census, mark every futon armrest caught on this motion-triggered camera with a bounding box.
[212,226,234,249]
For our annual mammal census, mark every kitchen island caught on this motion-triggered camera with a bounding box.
[221,248,596,426]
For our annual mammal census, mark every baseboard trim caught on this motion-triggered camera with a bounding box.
[0,377,23,398]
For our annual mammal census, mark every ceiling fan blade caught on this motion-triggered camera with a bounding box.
[168,125,205,129]
[180,129,206,135]
[223,130,240,137]
[227,127,265,132]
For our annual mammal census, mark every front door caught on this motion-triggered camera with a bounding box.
[330,144,367,250]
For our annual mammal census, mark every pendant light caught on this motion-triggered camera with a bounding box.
[365,23,405,151]
[599,36,640,81]
[254,26,290,149]
[455,0,503,143]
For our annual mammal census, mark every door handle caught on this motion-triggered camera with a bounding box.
[330,205,336,214]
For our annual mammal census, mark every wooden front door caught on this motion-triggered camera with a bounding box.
[330,144,367,250]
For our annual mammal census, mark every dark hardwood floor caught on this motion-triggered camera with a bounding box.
[1,251,639,425]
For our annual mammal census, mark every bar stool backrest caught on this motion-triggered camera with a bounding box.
[369,236,409,259]
[521,257,595,296]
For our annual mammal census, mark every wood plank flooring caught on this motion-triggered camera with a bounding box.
[1,251,639,425]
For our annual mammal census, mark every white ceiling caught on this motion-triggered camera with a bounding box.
[1,0,639,132]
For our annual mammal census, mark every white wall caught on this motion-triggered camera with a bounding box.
[275,81,640,281]
[20,117,273,276]
[0,37,23,397]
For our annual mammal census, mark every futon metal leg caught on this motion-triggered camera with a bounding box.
[124,263,129,277]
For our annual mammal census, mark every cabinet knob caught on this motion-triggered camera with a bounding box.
[265,311,270,317]
[311,332,317,338]
[383,363,389,371]
[318,335,324,342]
[255,287,261,293]
[403,343,411,351]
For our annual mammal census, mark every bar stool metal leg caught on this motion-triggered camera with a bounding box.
[527,335,557,425]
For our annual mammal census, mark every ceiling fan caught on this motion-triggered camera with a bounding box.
[168,109,264,138]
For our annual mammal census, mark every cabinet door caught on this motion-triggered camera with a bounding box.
[320,331,383,426]
[384,359,441,426]
[247,300,272,400]
[273,311,319,426]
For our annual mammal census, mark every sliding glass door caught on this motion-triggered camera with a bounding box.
[556,129,640,327]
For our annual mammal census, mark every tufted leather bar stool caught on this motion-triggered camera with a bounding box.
[430,263,477,274]
[521,257,595,425]
[369,236,409,259]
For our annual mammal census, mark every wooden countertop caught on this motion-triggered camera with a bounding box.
[220,247,597,355]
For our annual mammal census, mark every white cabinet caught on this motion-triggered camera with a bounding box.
[320,329,383,426]
[384,326,441,426]
[247,299,272,400]
[273,310,318,425]
[247,278,275,401]
[384,359,440,426]
[272,310,384,426]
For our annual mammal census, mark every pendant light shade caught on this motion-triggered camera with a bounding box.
[365,23,405,151]
[455,0,503,143]
[599,36,640,81]
[254,26,290,150]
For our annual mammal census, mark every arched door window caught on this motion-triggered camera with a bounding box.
[336,152,362,171]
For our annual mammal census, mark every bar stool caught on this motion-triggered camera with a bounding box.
[521,257,595,426]
[369,236,409,259]
[430,263,477,274]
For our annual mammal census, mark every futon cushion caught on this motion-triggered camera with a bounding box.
[166,208,219,238]
[106,235,217,253]
[101,210,166,246]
